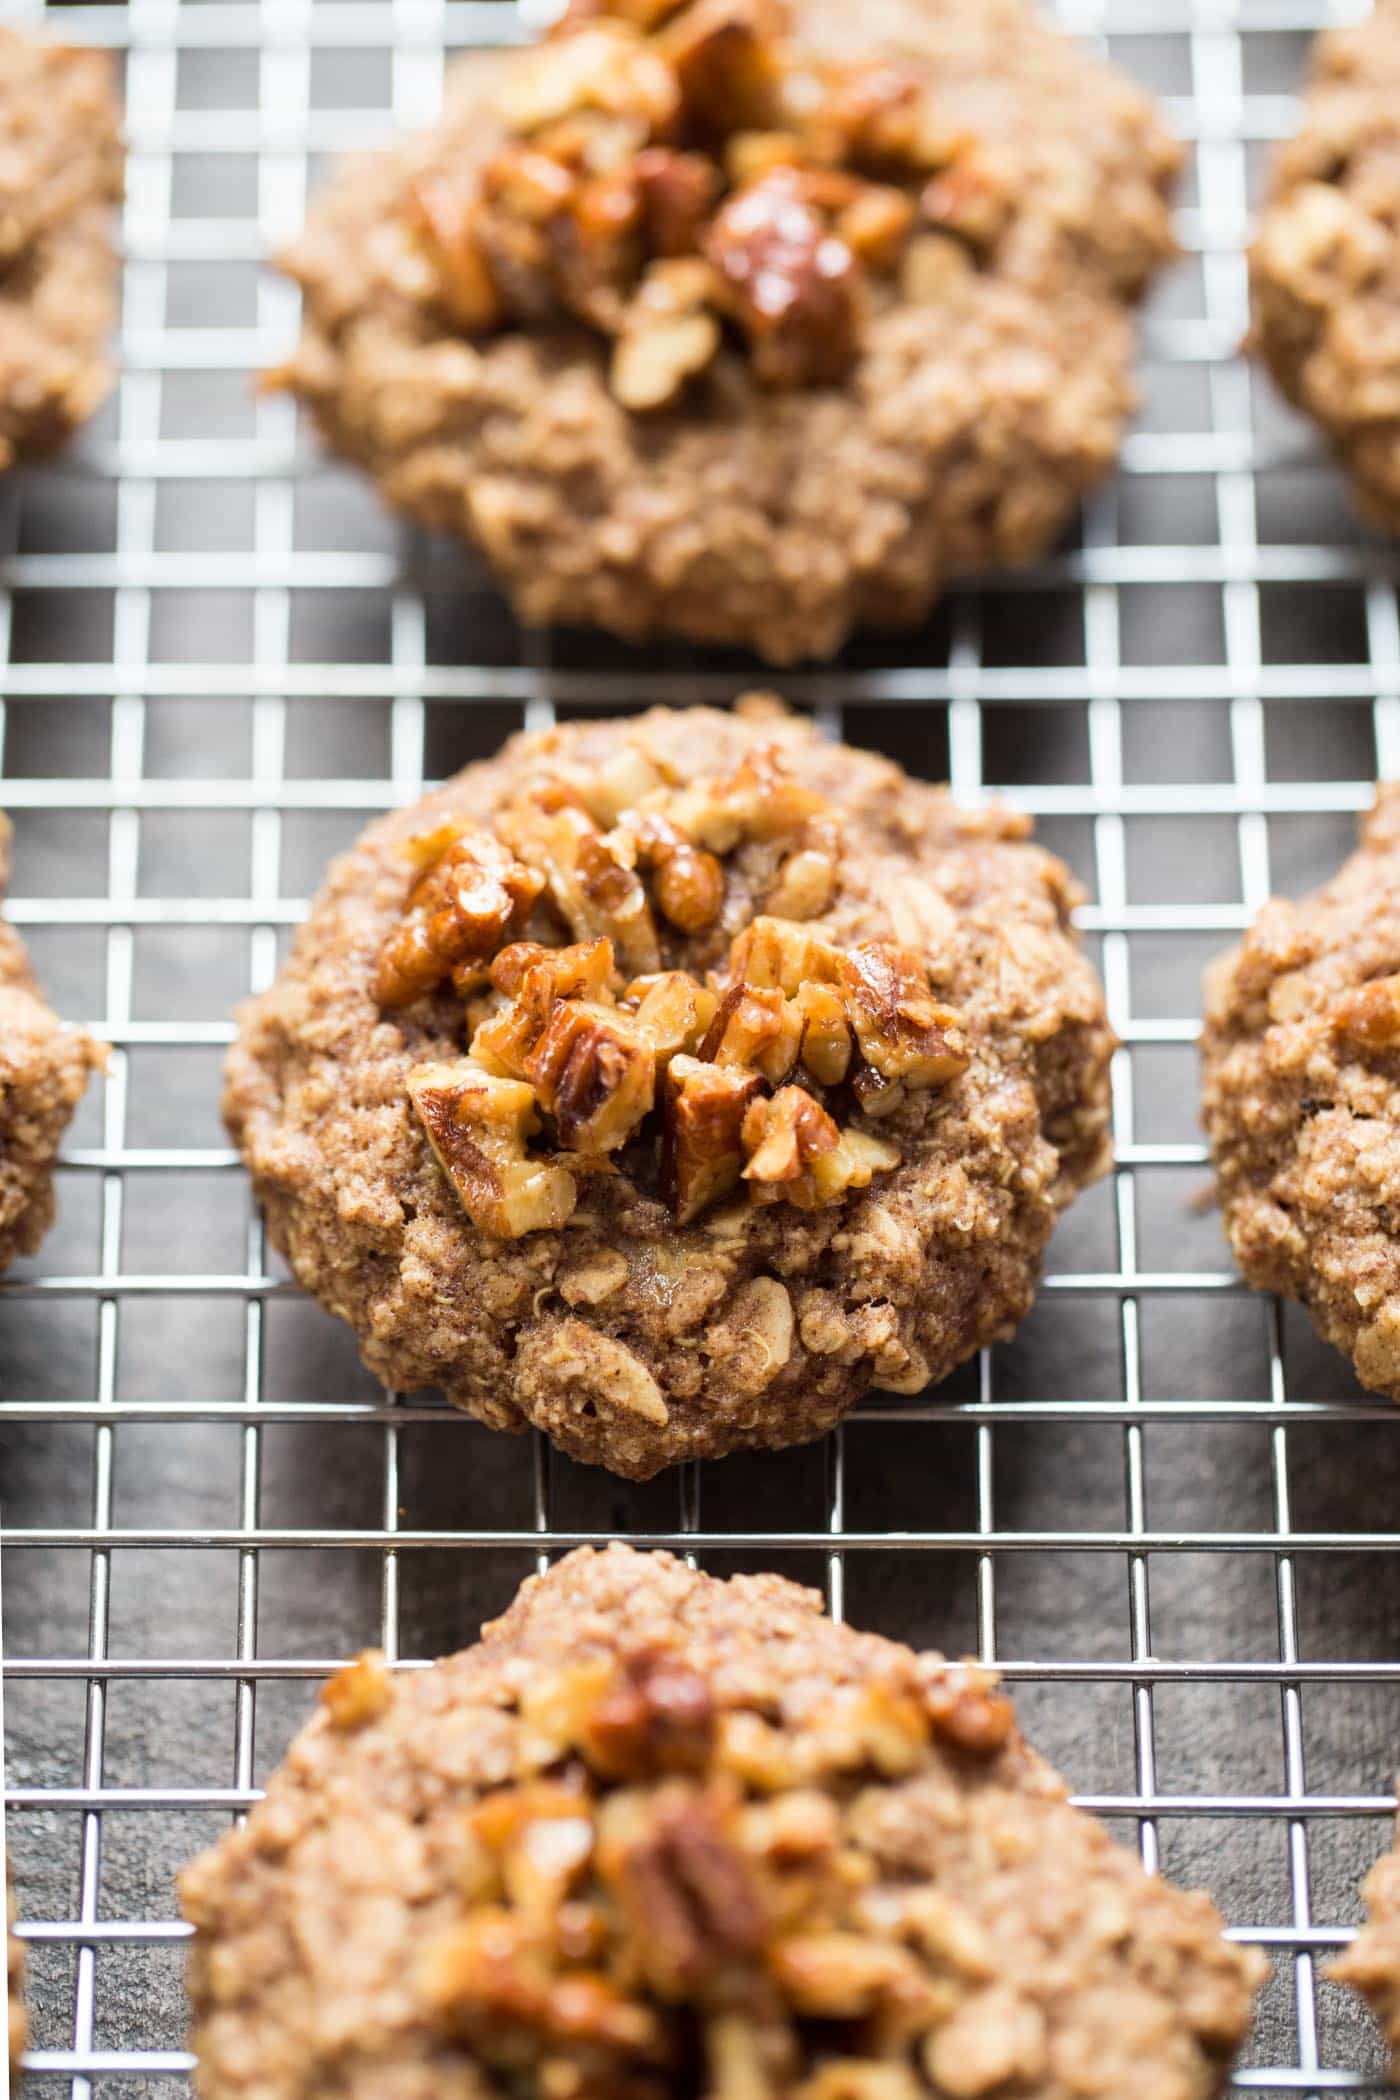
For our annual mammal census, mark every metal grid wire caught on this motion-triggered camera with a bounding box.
[6,0,1400,2092]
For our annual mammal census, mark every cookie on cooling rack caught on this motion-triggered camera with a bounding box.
[1332,1804,1400,2075]
[270,0,1178,664]
[1249,4,1400,528]
[180,1544,1264,2100]
[0,815,103,1274]
[0,27,122,468]
[223,698,1113,1477]
[1201,789,1400,1400]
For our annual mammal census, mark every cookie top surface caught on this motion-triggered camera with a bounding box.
[0,27,122,465]
[276,0,1176,661]
[1202,790,1400,1398]
[225,701,1112,1476]
[180,1544,1263,2100]
[1248,0,1400,525]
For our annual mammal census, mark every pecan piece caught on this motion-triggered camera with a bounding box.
[704,170,864,388]
[741,1085,840,1206]
[500,796,661,977]
[423,1908,665,2058]
[669,745,830,851]
[632,809,726,931]
[837,943,968,1088]
[407,175,505,333]
[1334,973,1400,1049]
[724,914,841,995]
[598,1783,765,1998]
[612,258,723,411]
[817,61,961,175]
[581,1650,717,1778]
[701,980,802,1085]
[498,21,681,142]
[524,1000,657,1152]
[627,970,718,1063]
[375,829,545,1007]
[407,1059,577,1238]
[921,144,1014,254]
[663,1054,765,1224]
[660,0,785,136]
[319,1649,392,1730]
[793,981,851,1086]
[636,145,721,255]
[922,1663,1015,1757]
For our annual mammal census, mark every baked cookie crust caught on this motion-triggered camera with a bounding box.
[180,1544,1263,2100]
[0,816,102,1273]
[1248,1,1400,527]
[1202,790,1400,1398]
[274,0,1177,664]
[0,27,122,468]
[224,701,1113,1477]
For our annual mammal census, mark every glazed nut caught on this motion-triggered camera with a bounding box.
[726,913,842,996]
[580,1651,717,1777]
[627,970,719,1062]
[741,1085,840,1196]
[524,999,657,1152]
[837,183,916,272]
[668,744,830,853]
[660,0,785,135]
[725,128,803,185]
[920,147,1013,252]
[319,1649,392,1730]
[838,943,969,1088]
[408,176,505,332]
[704,172,864,389]
[499,795,661,977]
[407,1058,577,1238]
[794,981,852,1086]
[599,1785,765,1995]
[635,145,721,256]
[375,828,545,1007]
[663,1053,765,1224]
[702,980,803,1085]
[612,304,721,410]
[1333,974,1400,1050]
[771,1932,917,2019]
[498,22,681,141]
[764,846,837,921]
[634,812,726,930]
[922,1663,1016,1757]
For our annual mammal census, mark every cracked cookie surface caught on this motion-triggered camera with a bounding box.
[180,1544,1263,2100]
[0,27,122,467]
[224,700,1112,1477]
[272,0,1177,663]
[0,815,102,1274]
[1202,790,1400,1398]
[1248,1,1400,528]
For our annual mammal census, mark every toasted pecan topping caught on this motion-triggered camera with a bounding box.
[1333,972,1400,1049]
[403,0,996,401]
[386,744,967,1234]
[319,1649,393,1730]
[417,1647,1019,2097]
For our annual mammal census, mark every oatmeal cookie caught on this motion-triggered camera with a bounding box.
[1201,789,1400,1399]
[0,28,122,468]
[180,1545,1263,2100]
[224,700,1112,1477]
[1248,1,1400,528]
[0,816,102,1272]
[272,0,1177,663]
[6,1878,22,2089]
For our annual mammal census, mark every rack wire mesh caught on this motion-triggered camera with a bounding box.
[4,0,1400,2091]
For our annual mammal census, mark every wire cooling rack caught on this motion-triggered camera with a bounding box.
[6,0,1400,2092]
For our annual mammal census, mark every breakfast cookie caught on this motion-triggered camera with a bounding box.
[1248,1,1400,527]
[1332,1801,1400,2076]
[6,1880,23,2088]
[0,816,102,1273]
[1202,790,1400,1399]
[0,27,122,468]
[272,0,1178,663]
[180,1544,1264,2100]
[224,699,1113,1477]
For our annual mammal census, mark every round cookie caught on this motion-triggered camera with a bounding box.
[0,28,122,467]
[273,0,1178,664]
[1202,790,1400,1398]
[225,699,1113,1476]
[180,1544,1264,2100]
[1249,3,1400,527]
[0,815,102,1273]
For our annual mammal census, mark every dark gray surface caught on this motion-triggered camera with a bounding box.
[4,3,1400,2095]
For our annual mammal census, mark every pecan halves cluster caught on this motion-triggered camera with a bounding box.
[404,0,998,406]
[413,1643,1019,2100]
[380,743,968,1239]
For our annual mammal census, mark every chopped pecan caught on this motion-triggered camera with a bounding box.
[704,169,864,388]
[525,999,657,1152]
[763,845,837,921]
[793,981,851,1086]
[553,164,647,331]
[817,61,960,175]
[922,1664,1015,1757]
[597,1783,765,1997]
[490,935,618,1003]
[837,183,915,272]
[663,1054,765,1224]
[499,795,661,976]
[627,971,718,1063]
[632,810,726,931]
[809,1126,901,1202]
[469,1781,596,1913]
[670,746,830,852]
[408,1058,577,1237]
[724,914,841,995]
[701,981,802,1085]
[581,1651,718,1778]
[636,145,722,254]
[660,0,785,136]
[375,828,545,1007]
[319,1649,392,1730]
[498,21,681,142]
[770,1932,920,2019]
[838,944,968,1088]
[921,144,1013,254]
[612,258,723,410]
[407,175,505,332]
[423,1907,666,2057]
[741,1085,840,1205]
